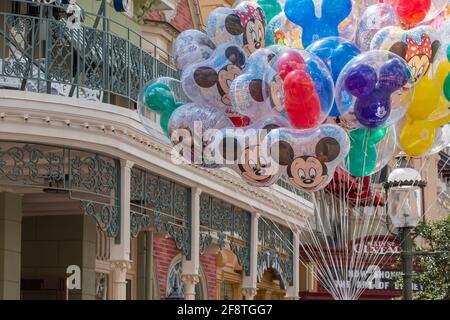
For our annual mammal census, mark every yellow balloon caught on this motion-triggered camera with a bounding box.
[400,114,450,157]
[407,70,443,121]
[435,59,450,89]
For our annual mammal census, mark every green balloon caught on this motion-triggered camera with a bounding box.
[144,82,176,113]
[345,128,387,177]
[160,102,184,137]
[258,0,281,24]
[444,74,450,102]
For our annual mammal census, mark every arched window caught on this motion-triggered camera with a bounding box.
[166,255,208,300]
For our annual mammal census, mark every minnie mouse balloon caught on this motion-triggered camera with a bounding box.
[264,124,350,192]
[371,26,446,121]
[181,44,246,112]
[335,50,413,129]
[264,48,334,129]
[206,1,267,57]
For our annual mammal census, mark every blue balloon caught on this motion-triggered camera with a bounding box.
[307,37,360,116]
[284,0,352,48]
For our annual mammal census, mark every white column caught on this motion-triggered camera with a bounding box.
[241,212,259,300]
[181,187,201,300]
[109,159,134,300]
[286,232,300,300]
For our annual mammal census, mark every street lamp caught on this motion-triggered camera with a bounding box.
[383,162,427,300]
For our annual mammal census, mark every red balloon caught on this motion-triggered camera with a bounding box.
[284,69,321,129]
[393,0,431,25]
[277,50,305,80]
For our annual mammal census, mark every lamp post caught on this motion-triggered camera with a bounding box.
[383,164,427,300]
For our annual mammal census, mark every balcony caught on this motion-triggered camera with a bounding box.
[0,0,180,109]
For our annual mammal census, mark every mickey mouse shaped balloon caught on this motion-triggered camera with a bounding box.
[173,30,217,72]
[206,114,289,187]
[284,0,352,48]
[264,124,350,192]
[229,46,283,123]
[307,37,361,117]
[345,126,396,177]
[335,50,413,129]
[181,44,246,113]
[138,77,188,139]
[264,48,334,129]
[206,1,267,57]
[168,103,232,167]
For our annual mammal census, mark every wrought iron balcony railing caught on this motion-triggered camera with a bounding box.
[0,0,180,109]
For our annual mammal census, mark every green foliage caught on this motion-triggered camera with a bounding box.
[411,217,450,300]
[392,218,449,300]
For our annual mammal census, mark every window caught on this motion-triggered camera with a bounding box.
[166,255,207,300]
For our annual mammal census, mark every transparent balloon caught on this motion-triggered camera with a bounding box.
[263,48,335,129]
[355,4,399,51]
[205,113,289,187]
[266,12,303,48]
[307,37,361,116]
[343,124,396,177]
[168,103,232,168]
[371,26,446,121]
[382,0,448,26]
[173,30,216,72]
[138,77,190,140]
[229,46,282,123]
[335,50,414,129]
[263,124,350,192]
[181,44,246,113]
[432,41,450,102]
[206,1,267,58]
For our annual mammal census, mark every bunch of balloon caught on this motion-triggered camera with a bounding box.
[253,47,352,192]
[335,50,414,176]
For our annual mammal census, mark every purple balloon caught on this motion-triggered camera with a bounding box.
[345,58,408,128]
[344,64,377,97]
[353,88,391,128]
[378,58,409,92]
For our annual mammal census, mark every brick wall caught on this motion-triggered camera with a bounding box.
[147,0,195,32]
[200,252,217,300]
[153,237,217,300]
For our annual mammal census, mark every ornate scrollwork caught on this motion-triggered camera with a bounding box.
[81,200,119,238]
[130,167,191,258]
[258,219,294,287]
[70,153,117,194]
[199,194,251,275]
[0,142,121,240]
